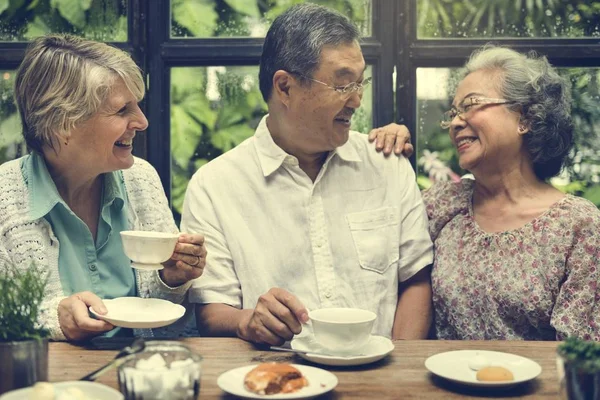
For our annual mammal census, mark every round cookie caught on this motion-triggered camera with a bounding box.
[476,366,514,382]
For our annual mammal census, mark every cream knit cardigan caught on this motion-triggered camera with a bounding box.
[0,156,191,340]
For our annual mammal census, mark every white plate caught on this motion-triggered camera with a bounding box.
[424,350,542,388]
[217,364,337,399]
[0,381,124,400]
[89,297,185,329]
[290,335,394,366]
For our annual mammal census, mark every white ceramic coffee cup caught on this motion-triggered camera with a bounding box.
[308,307,376,354]
[120,231,179,270]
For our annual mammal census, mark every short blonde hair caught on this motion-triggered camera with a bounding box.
[15,34,145,152]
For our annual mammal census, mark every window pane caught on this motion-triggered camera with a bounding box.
[417,0,600,39]
[171,0,372,38]
[416,67,600,208]
[0,70,25,165]
[170,65,373,218]
[0,0,127,42]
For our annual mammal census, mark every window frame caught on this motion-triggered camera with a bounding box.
[2,0,600,201]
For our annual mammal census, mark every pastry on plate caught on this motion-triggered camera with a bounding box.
[244,362,308,395]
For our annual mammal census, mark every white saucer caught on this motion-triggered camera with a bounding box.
[425,350,542,388]
[0,381,123,400]
[290,335,394,366]
[217,364,337,399]
[89,297,185,329]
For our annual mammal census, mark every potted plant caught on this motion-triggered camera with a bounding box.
[0,264,49,395]
[557,337,600,400]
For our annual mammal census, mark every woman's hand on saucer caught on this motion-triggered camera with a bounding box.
[368,123,413,157]
[160,233,207,287]
[58,291,114,342]
[237,288,309,346]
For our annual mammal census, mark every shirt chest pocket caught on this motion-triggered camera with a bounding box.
[346,207,400,274]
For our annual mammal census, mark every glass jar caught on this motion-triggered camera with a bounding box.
[117,341,202,400]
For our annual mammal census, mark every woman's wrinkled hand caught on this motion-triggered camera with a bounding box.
[160,233,206,287]
[368,123,414,157]
[58,291,114,342]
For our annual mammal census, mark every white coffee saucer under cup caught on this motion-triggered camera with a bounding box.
[89,297,185,329]
[290,334,394,366]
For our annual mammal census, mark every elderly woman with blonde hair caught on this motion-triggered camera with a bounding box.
[0,34,206,341]
[372,45,600,340]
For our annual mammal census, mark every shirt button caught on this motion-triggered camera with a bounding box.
[325,291,332,298]
[89,264,97,271]
[316,242,323,248]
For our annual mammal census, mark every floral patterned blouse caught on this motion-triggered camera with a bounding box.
[422,179,600,341]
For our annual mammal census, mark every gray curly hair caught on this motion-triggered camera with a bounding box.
[464,45,573,180]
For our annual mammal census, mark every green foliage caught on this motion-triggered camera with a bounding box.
[418,0,600,38]
[2,0,600,219]
[0,0,127,41]
[583,185,600,206]
[171,0,218,37]
[0,0,9,15]
[0,264,49,342]
[558,337,600,373]
[169,66,267,220]
[224,0,260,18]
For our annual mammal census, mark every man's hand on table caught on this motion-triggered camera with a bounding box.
[160,233,207,287]
[58,291,114,341]
[237,288,309,346]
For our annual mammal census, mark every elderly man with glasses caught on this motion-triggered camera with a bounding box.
[181,3,433,346]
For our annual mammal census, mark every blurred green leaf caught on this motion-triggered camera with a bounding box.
[50,0,87,28]
[172,0,218,37]
[171,168,190,214]
[0,0,9,16]
[224,0,260,18]
[216,104,245,129]
[0,113,22,147]
[194,158,208,171]
[583,185,600,206]
[24,16,50,39]
[211,123,254,152]
[112,15,127,41]
[417,175,433,190]
[171,104,202,168]
[554,180,586,194]
[26,0,41,11]
[182,93,217,130]
[171,68,205,101]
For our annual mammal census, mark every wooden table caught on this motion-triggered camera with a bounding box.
[49,339,561,399]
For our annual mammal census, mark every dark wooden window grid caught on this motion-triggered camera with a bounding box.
[1,0,600,201]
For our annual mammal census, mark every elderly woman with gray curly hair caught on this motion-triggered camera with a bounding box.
[374,45,600,341]
[0,34,207,342]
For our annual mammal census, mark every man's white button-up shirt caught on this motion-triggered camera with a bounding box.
[182,116,433,337]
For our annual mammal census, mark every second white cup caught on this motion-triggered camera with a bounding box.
[308,307,376,355]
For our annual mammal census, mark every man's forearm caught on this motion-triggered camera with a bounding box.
[392,266,433,340]
[195,303,252,338]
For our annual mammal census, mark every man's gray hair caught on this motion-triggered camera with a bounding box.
[464,45,573,180]
[259,3,360,102]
